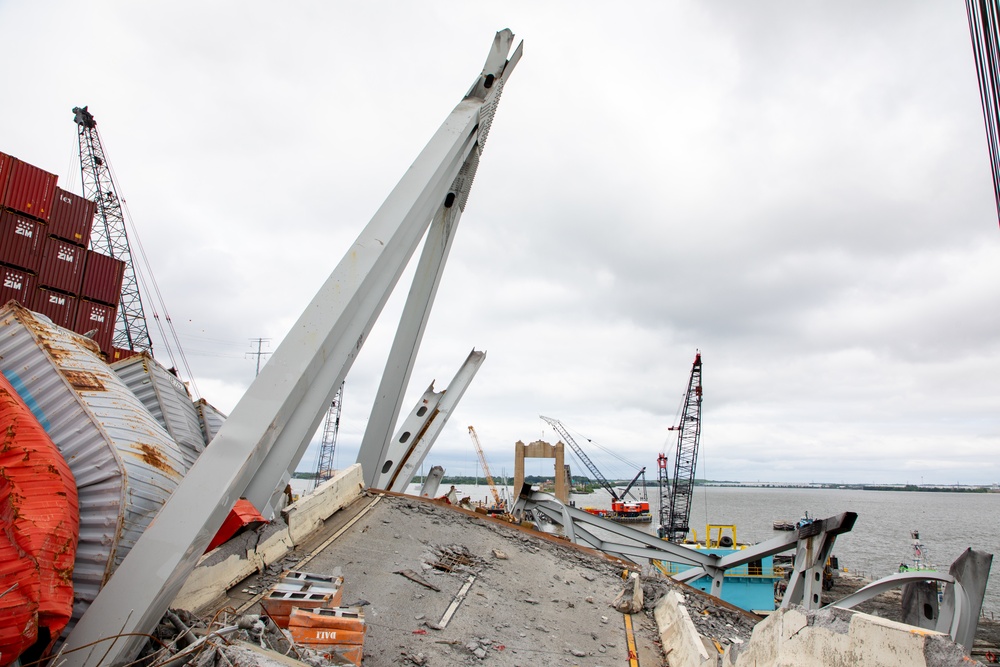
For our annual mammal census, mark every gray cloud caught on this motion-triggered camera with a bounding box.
[2,2,997,485]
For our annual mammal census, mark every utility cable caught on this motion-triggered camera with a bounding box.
[966,0,1000,226]
[103,142,200,399]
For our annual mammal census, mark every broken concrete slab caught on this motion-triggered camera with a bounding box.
[725,605,971,666]
[654,590,715,667]
[210,492,666,666]
[171,467,364,614]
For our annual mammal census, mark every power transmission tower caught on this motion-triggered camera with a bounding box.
[246,338,271,376]
[313,383,344,490]
[73,106,152,352]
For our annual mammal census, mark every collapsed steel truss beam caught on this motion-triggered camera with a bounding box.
[513,489,857,607]
[517,490,990,653]
[61,31,522,667]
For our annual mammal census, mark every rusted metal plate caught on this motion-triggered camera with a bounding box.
[47,188,95,247]
[0,303,186,642]
[0,209,44,272]
[112,353,205,471]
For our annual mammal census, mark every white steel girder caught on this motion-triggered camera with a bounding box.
[60,31,522,667]
[377,349,486,492]
[356,201,469,488]
[419,465,446,498]
[357,28,521,489]
[245,30,522,517]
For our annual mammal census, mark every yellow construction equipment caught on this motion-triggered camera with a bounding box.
[468,426,505,511]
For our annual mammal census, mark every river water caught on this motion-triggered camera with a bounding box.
[402,482,1000,616]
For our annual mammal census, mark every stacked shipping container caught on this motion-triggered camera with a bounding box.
[0,150,126,358]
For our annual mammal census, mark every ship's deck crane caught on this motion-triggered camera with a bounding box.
[73,106,152,353]
[468,425,504,509]
[660,352,703,543]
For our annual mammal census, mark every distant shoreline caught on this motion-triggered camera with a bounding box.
[700,483,994,493]
[291,472,997,493]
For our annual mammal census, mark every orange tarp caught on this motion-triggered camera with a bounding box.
[0,373,79,666]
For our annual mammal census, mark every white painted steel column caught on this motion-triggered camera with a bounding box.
[61,31,522,667]
[243,31,521,518]
[382,349,486,491]
[357,198,467,489]
[358,30,521,488]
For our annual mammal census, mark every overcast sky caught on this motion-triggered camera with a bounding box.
[3,2,999,486]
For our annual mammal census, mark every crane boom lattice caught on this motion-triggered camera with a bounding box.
[313,382,344,490]
[468,426,503,509]
[665,352,703,543]
[657,453,671,529]
[73,106,152,353]
[540,415,619,500]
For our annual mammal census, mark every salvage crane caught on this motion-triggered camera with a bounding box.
[468,426,505,512]
[312,382,344,491]
[659,352,703,543]
[73,106,151,353]
[540,415,650,522]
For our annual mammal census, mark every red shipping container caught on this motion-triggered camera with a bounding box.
[110,346,139,363]
[47,188,96,246]
[38,236,85,295]
[0,266,36,306]
[2,158,57,221]
[0,210,44,272]
[0,152,12,200]
[80,250,124,306]
[74,300,116,354]
[31,288,77,329]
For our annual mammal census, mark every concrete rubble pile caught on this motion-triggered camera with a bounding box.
[163,492,667,666]
[108,480,993,667]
